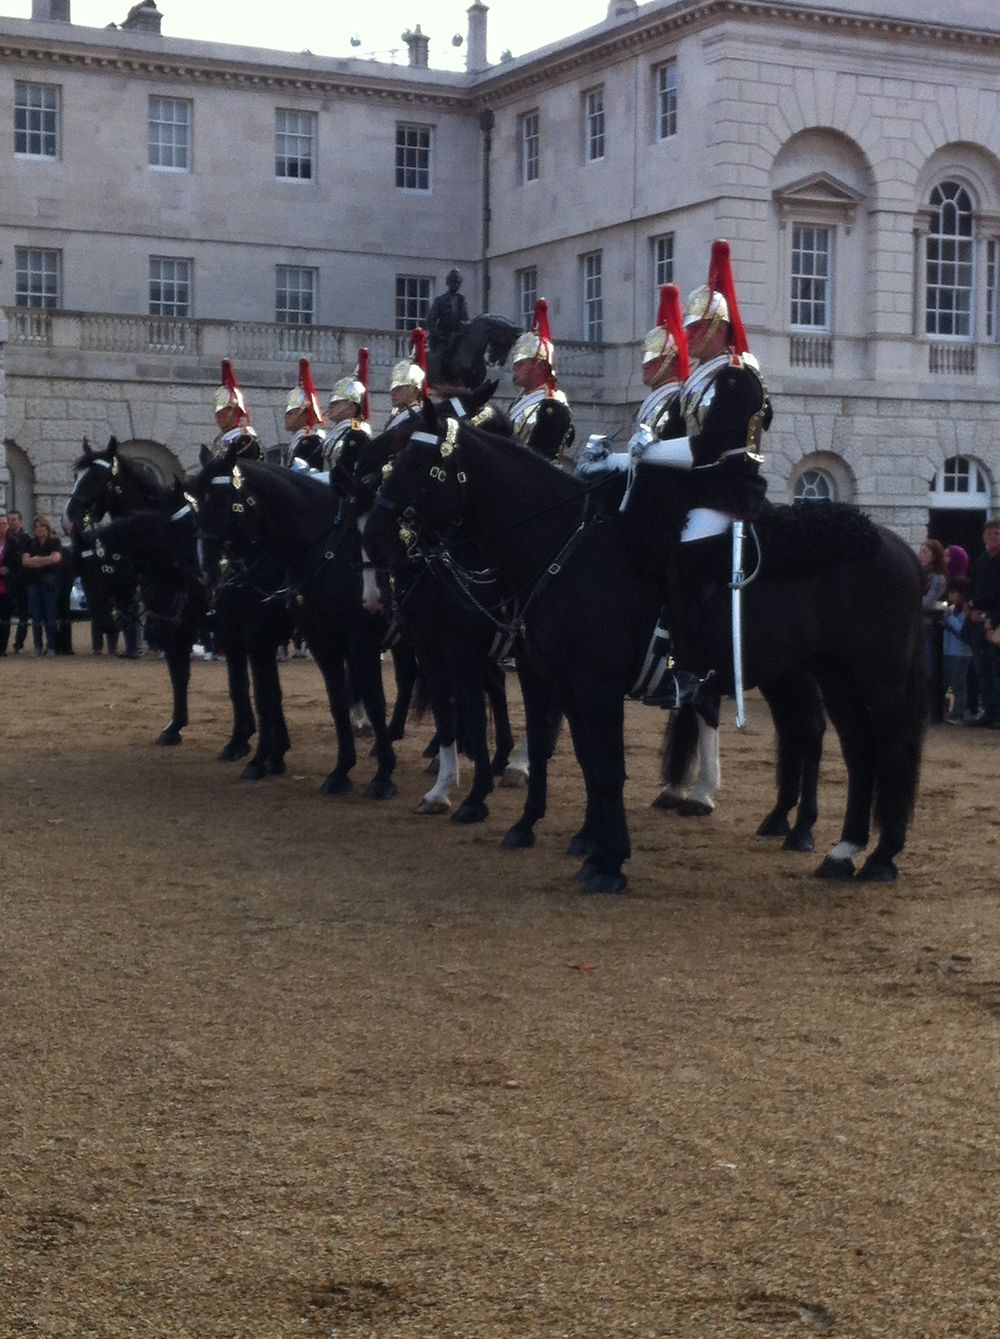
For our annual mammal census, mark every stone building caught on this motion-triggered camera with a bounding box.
[4,0,1000,551]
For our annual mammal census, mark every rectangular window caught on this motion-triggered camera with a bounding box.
[516,267,538,332]
[395,275,432,331]
[275,109,315,180]
[148,96,191,170]
[15,81,59,158]
[149,256,191,316]
[519,110,539,184]
[652,232,674,293]
[395,122,432,191]
[276,266,316,324]
[583,87,605,162]
[790,223,832,330]
[15,247,60,307]
[988,240,998,341]
[654,62,677,140]
[582,251,603,342]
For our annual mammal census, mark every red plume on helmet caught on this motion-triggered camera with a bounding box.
[410,328,428,397]
[707,239,749,357]
[298,358,323,428]
[217,357,250,424]
[660,284,691,382]
[533,298,557,390]
[357,347,370,421]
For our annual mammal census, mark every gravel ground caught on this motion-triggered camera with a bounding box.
[2,655,998,1338]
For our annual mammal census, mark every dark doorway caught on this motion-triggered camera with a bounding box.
[928,508,986,562]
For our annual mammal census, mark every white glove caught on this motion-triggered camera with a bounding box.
[627,424,655,456]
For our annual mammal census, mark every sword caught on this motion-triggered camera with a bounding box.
[731,520,747,731]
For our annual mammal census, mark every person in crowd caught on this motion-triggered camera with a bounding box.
[942,576,972,724]
[22,514,63,656]
[918,537,948,691]
[508,298,575,462]
[964,517,1000,727]
[0,514,13,655]
[946,543,969,581]
[6,509,31,653]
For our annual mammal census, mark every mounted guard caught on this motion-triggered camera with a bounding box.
[324,348,374,480]
[284,358,327,472]
[509,298,575,462]
[212,358,262,459]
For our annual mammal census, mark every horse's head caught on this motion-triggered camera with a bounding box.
[63,435,122,535]
[362,403,466,569]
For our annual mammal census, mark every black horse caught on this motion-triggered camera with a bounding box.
[365,409,925,892]
[65,437,293,775]
[190,449,398,799]
[426,314,520,391]
[79,482,207,745]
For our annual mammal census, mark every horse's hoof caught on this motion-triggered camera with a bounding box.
[321,774,352,796]
[783,830,815,854]
[580,866,627,895]
[651,789,683,811]
[499,766,528,789]
[757,814,791,838]
[266,758,287,777]
[416,797,451,815]
[354,722,375,739]
[218,740,252,762]
[364,779,397,801]
[567,834,594,859]
[502,826,535,850]
[240,761,268,781]
[156,728,183,747]
[677,800,713,818]
[452,801,489,825]
[424,756,440,776]
[815,855,855,880]
[857,856,898,883]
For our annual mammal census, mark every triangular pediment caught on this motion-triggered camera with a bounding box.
[773,172,867,211]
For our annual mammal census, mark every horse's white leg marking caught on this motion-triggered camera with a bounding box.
[500,736,530,787]
[418,742,459,813]
[685,717,720,811]
[828,840,865,862]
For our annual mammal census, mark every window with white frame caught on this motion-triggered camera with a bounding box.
[15,247,60,307]
[652,233,674,293]
[790,223,832,330]
[794,469,835,503]
[516,267,538,331]
[395,123,432,191]
[276,109,315,180]
[988,240,998,341]
[925,181,974,338]
[149,257,191,317]
[654,62,677,141]
[15,81,59,159]
[395,275,432,331]
[519,110,539,184]
[582,251,603,342]
[148,96,191,170]
[583,87,605,162]
[276,266,316,324]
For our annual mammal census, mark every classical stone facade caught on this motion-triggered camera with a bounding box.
[4,0,1000,548]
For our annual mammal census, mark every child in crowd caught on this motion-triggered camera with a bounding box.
[942,576,972,724]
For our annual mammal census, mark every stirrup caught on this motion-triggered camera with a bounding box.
[642,669,712,710]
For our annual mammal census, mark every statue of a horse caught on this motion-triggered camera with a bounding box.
[426,313,520,390]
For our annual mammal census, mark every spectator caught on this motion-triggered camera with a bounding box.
[964,518,1000,728]
[918,538,948,696]
[942,576,972,724]
[0,515,12,655]
[946,544,969,580]
[6,509,31,653]
[21,514,63,656]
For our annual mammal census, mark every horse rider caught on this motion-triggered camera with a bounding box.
[426,268,469,378]
[324,350,374,482]
[212,358,263,459]
[509,298,575,462]
[284,357,327,472]
[580,240,772,708]
[384,327,428,436]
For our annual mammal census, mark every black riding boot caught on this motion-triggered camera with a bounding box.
[642,532,733,708]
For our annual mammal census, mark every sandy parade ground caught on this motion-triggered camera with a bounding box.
[2,652,999,1338]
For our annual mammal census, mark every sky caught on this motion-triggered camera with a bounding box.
[8,0,613,71]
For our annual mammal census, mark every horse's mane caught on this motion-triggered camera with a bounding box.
[238,459,342,537]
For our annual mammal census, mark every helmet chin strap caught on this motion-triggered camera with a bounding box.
[687,315,727,363]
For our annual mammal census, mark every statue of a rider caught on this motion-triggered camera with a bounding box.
[426,269,469,385]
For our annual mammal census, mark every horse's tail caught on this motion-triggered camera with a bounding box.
[662,704,700,790]
[873,620,925,836]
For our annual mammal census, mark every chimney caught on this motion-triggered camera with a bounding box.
[403,24,429,68]
[32,0,71,20]
[607,0,638,16]
[121,0,163,34]
[466,1,488,73]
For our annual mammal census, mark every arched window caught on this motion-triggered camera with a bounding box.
[929,455,990,508]
[925,181,974,338]
[794,468,835,503]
